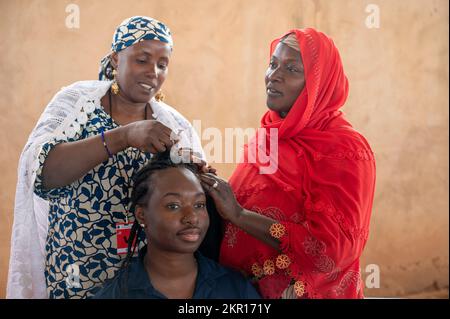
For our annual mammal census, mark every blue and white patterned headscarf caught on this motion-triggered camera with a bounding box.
[99,16,173,81]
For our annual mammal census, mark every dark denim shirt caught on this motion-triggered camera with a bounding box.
[92,249,261,299]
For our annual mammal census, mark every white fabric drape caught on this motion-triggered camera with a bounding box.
[7,80,205,298]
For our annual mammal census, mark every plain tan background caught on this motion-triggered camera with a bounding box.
[0,0,448,298]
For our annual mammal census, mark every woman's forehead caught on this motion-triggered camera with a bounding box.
[121,39,172,56]
[272,42,302,62]
[151,167,203,193]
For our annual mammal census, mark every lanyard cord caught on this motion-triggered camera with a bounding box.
[109,89,148,121]
[107,89,150,223]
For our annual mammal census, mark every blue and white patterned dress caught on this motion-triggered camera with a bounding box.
[33,82,204,299]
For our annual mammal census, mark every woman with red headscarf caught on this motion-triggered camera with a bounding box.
[200,28,376,299]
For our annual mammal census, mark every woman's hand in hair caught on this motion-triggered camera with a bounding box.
[124,120,177,154]
[199,173,242,223]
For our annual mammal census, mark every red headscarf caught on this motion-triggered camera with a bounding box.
[219,28,376,298]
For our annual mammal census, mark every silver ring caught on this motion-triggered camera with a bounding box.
[212,181,219,189]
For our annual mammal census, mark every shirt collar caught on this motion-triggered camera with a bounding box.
[126,246,227,298]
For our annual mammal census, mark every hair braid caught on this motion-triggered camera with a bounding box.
[119,151,199,296]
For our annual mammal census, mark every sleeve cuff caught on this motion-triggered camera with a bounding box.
[33,139,71,200]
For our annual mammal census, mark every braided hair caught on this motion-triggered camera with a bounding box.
[122,150,199,269]
[116,151,201,297]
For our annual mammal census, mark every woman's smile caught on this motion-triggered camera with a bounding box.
[139,82,154,91]
[266,84,283,97]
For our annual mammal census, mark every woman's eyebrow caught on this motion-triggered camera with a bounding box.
[136,50,152,56]
[281,58,302,63]
[271,56,301,64]
[136,51,169,62]
[163,192,181,198]
[162,192,205,198]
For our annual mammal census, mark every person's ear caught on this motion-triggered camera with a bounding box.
[111,52,119,69]
[135,205,146,225]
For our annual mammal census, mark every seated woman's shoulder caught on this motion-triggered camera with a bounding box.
[198,254,261,299]
[90,268,126,299]
[90,277,120,299]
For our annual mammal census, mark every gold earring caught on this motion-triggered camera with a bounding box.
[111,69,119,95]
[155,90,165,102]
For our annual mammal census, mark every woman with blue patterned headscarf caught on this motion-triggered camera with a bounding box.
[99,16,173,82]
[8,16,207,299]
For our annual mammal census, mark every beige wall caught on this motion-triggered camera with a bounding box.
[0,0,448,298]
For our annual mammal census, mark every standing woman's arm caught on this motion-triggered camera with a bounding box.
[41,126,127,189]
[41,120,175,190]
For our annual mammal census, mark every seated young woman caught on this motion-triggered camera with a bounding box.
[93,151,260,299]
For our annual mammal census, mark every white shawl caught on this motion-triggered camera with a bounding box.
[7,80,205,298]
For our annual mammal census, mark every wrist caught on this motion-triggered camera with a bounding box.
[231,206,245,225]
[100,129,113,158]
[104,126,129,154]
[118,125,131,149]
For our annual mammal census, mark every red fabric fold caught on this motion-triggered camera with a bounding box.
[219,28,376,298]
